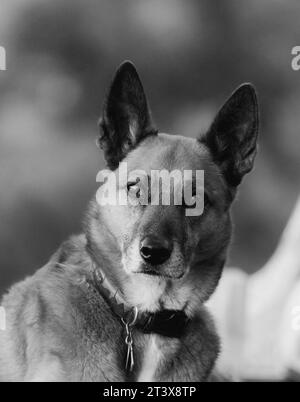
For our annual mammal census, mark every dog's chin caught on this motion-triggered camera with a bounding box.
[134,264,187,280]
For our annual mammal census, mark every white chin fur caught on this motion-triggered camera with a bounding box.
[121,240,167,311]
[122,274,167,312]
[121,239,192,313]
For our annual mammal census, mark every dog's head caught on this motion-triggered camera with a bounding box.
[87,61,258,311]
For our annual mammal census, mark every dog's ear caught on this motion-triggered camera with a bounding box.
[202,84,259,186]
[98,61,157,169]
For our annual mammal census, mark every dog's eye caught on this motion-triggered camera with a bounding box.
[182,193,211,210]
[127,181,137,190]
[182,195,197,209]
[127,181,141,198]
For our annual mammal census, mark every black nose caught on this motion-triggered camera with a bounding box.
[140,236,173,266]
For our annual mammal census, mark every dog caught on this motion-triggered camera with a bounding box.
[0,61,258,382]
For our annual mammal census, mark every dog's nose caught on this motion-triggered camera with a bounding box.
[140,236,173,265]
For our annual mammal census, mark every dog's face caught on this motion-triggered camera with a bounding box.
[87,61,258,311]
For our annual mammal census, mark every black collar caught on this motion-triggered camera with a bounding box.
[136,309,190,338]
[88,266,190,339]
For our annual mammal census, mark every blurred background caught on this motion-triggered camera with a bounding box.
[0,0,300,296]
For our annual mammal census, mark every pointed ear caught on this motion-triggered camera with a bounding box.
[202,84,259,186]
[98,61,157,169]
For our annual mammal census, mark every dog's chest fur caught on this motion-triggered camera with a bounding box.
[137,335,162,382]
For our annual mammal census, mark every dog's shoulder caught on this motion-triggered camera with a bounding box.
[0,234,123,381]
[184,305,221,380]
[52,233,88,266]
[0,233,112,334]
[0,234,89,317]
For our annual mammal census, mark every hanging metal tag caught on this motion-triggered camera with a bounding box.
[124,323,134,372]
[121,307,138,373]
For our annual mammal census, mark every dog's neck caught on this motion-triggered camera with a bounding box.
[84,263,190,339]
[87,241,200,318]
[86,239,167,313]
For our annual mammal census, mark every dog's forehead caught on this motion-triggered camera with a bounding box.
[126,133,211,171]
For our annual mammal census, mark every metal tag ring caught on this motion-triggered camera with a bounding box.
[122,306,138,327]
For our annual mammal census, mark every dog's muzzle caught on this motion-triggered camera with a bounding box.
[140,235,173,266]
